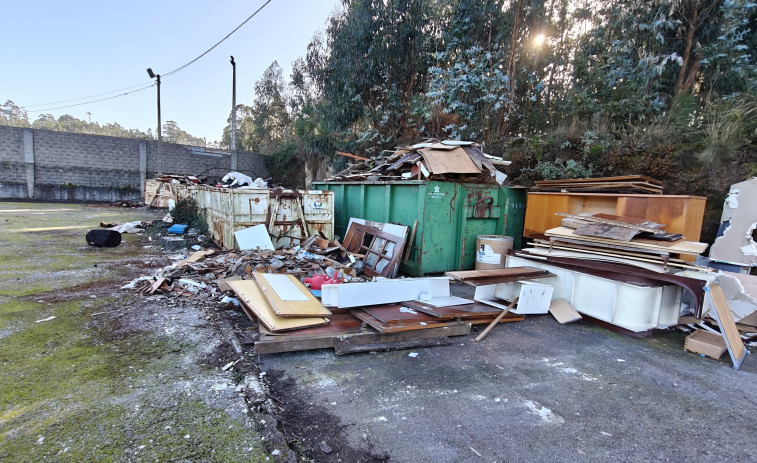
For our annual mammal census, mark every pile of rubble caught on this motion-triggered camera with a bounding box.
[323,140,510,183]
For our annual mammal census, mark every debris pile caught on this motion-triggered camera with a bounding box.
[322,140,510,184]
[124,239,540,354]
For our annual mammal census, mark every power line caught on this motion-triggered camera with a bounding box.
[18,0,274,113]
[22,82,153,108]
[25,84,155,113]
[163,0,273,78]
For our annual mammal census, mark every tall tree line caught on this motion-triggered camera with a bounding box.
[229,0,757,184]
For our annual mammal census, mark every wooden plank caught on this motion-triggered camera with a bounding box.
[706,283,747,369]
[353,310,460,333]
[474,298,519,342]
[334,338,455,355]
[418,147,482,174]
[254,323,471,355]
[573,223,641,241]
[445,267,551,281]
[176,250,216,267]
[259,313,363,337]
[545,227,707,255]
[361,304,441,324]
[228,279,327,332]
[445,267,554,286]
[529,242,712,272]
[549,298,582,324]
[403,300,503,319]
[254,272,332,317]
[336,151,369,161]
[402,219,419,265]
[464,315,526,325]
[557,212,666,234]
[534,175,663,186]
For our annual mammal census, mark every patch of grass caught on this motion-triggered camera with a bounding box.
[0,202,268,462]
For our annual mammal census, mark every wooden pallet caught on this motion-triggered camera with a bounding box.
[254,323,471,355]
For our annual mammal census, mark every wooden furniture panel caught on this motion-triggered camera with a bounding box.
[525,192,706,241]
[254,272,332,317]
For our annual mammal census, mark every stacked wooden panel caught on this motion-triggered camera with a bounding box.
[532,175,663,194]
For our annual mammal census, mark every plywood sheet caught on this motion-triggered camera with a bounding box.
[362,304,441,324]
[549,298,582,324]
[259,313,362,337]
[402,300,504,319]
[254,272,332,317]
[353,309,461,333]
[535,175,663,186]
[706,283,747,369]
[418,147,481,174]
[445,267,553,286]
[228,279,327,332]
[573,223,640,241]
[545,227,707,255]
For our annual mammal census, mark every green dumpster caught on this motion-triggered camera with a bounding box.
[312,180,526,276]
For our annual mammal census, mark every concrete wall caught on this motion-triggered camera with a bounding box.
[0,125,268,202]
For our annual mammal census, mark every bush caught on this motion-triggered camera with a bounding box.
[170,198,209,236]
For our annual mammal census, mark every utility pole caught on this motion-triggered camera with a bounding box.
[147,68,162,174]
[86,112,92,124]
[230,55,237,151]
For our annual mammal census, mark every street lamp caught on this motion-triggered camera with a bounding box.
[146,67,162,174]
[230,56,237,151]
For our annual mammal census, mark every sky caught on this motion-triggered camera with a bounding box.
[1,0,340,143]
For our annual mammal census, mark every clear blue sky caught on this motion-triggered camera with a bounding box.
[1,0,339,143]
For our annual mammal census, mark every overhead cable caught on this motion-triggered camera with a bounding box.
[163,0,273,77]
[22,82,153,108]
[19,0,274,113]
[25,84,155,113]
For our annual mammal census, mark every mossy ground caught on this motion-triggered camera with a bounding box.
[0,202,269,462]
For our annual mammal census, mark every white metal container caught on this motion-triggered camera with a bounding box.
[189,185,334,249]
[507,256,682,332]
[144,179,189,207]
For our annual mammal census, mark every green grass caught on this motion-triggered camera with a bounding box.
[0,202,269,462]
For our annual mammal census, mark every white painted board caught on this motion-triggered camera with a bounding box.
[321,277,450,308]
[234,224,274,251]
[260,274,309,301]
[414,296,474,307]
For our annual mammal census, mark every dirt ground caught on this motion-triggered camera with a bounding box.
[2,201,755,463]
[0,202,285,462]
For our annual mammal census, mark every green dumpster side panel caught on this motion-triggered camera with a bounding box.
[313,180,525,276]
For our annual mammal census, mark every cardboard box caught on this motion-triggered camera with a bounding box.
[684,329,727,359]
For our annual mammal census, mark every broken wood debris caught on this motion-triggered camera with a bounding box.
[322,139,508,183]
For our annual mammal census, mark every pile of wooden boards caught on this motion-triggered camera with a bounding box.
[232,272,535,354]
[530,212,710,271]
[532,175,663,194]
[323,140,509,183]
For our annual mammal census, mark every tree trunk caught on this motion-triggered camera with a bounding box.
[506,0,524,117]
[675,3,699,95]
